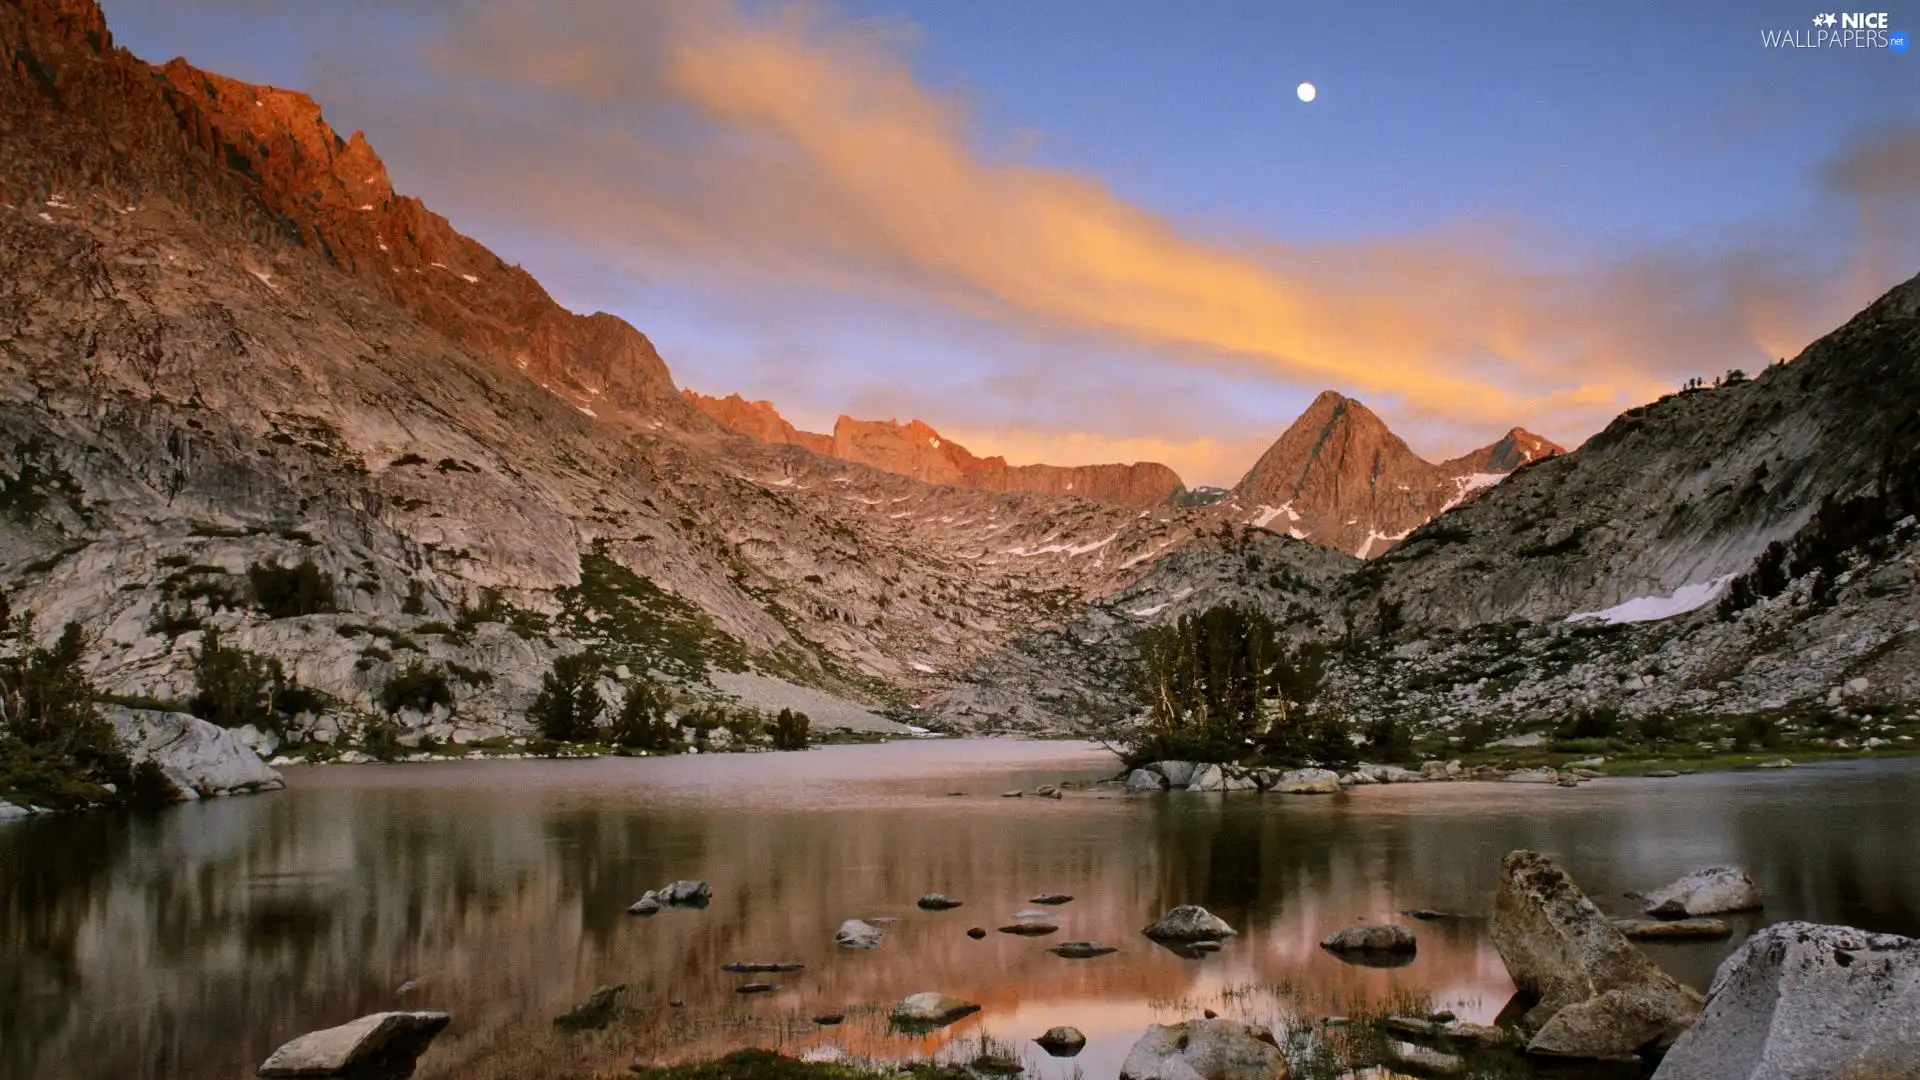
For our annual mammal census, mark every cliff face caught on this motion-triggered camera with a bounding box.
[682,391,833,454]
[0,4,680,414]
[1226,392,1563,557]
[684,394,1185,507]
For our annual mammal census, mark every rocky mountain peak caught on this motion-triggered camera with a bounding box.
[1226,391,1553,557]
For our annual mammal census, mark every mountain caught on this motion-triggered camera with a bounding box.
[684,391,1186,507]
[1221,391,1562,557]
[2,0,1303,739]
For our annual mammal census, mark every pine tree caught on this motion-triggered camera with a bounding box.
[531,652,606,742]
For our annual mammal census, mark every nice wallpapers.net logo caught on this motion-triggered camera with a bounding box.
[1762,11,1908,49]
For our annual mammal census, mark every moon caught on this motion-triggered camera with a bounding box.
[1296,82,1317,103]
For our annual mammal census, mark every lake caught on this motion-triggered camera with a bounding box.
[4,741,1918,1080]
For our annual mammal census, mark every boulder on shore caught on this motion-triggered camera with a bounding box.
[835,918,885,949]
[890,992,980,1031]
[109,708,283,799]
[1118,1017,1288,1080]
[1142,905,1237,942]
[258,1011,450,1077]
[1641,867,1763,917]
[1651,922,1920,1080]
[1490,850,1703,1059]
[1321,924,1417,954]
[1126,769,1170,793]
[1186,764,1227,792]
[1273,768,1341,794]
[1149,761,1198,788]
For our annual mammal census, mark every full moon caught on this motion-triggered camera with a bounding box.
[1296,81,1317,103]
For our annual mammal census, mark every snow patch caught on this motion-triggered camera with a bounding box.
[359,204,375,211]
[1565,575,1736,626]
[576,405,597,418]
[1438,472,1506,515]
[461,273,479,283]
[1008,529,1121,558]
[1250,502,1299,528]
[1129,602,1170,618]
[1355,525,1414,559]
[249,269,278,292]
[769,476,797,487]
[909,661,936,674]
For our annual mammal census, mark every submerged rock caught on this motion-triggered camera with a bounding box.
[1048,941,1119,959]
[1118,1017,1288,1080]
[890,992,980,1031]
[1030,892,1073,905]
[966,927,988,940]
[1143,905,1238,942]
[1501,766,1560,784]
[1035,1026,1087,1056]
[1321,924,1418,954]
[1610,918,1732,941]
[553,984,626,1032]
[258,1011,450,1078]
[835,919,885,949]
[720,961,805,973]
[998,922,1059,937]
[1641,867,1764,917]
[1384,1040,1465,1075]
[1653,922,1920,1080]
[1490,850,1703,1059]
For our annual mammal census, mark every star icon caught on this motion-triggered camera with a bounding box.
[1821,13,1839,26]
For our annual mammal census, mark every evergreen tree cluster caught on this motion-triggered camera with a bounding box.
[1122,604,1329,765]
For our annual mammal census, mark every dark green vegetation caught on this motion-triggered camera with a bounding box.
[247,558,339,619]
[0,616,176,809]
[770,707,811,751]
[380,664,455,715]
[1113,604,1349,767]
[532,652,608,743]
[560,547,750,682]
[607,676,677,751]
[189,627,321,732]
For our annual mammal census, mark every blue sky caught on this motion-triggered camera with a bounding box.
[102,0,1920,485]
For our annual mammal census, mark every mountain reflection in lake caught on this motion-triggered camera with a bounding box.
[4,742,1918,1080]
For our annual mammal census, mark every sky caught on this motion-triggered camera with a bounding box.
[102,0,1920,487]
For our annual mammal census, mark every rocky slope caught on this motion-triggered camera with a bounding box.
[1220,390,1562,557]
[685,391,1185,507]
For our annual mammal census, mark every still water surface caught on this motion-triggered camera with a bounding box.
[4,741,1918,1079]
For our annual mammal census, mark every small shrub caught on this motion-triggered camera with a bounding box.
[248,559,338,619]
[771,707,811,751]
[379,664,454,715]
[189,627,287,730]
[608,679,677,751]
[530,652,605,742]
[1363,714,1413,762]
[1556,705,1620,740]
[401,580,428,616]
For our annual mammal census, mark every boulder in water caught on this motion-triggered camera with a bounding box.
[998,922,1059,937]
[835,919,885,949]
[1030,892,1073,905]
[1491,850,1703,1059]
[1610,918,1732,941]
[655,880,711,906]
[109,708,283,799]
[258,1011,450,1077]
[1035,1026,1087,1056]
[1142,905,1237,942]
[1186,764,1226,792]
[890,992,980,1031]
[1321,924,1417,954]
[1641,867,1763,917]
[1118,1017,1288,1080]
[917,893,964,911]
[1653,922,1920,1080]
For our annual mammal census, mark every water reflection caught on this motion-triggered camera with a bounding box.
[3,744,1917,1080]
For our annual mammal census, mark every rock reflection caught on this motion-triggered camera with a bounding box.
[1,746,1917,1080]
